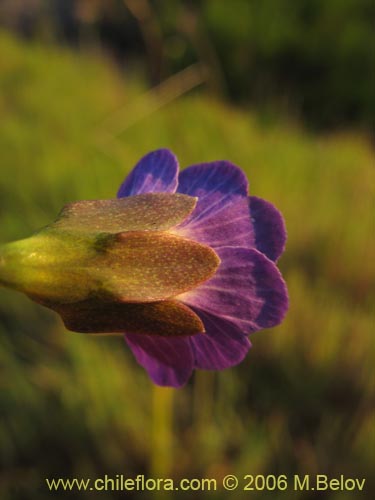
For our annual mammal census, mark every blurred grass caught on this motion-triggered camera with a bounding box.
[0,31,374,499]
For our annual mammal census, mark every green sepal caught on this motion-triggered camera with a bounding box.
[41,298,205,337]
[54,193,197,233]
[96,230,220,302]
[0,194,220,335]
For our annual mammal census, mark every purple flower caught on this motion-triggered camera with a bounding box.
[0,148,288,388]
[117,149,289,387]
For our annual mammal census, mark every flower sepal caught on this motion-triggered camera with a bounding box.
[43,298,206,337]
[0,193,220,336]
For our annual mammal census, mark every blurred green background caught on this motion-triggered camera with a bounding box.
[0,1,374,499]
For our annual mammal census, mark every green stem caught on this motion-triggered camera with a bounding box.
[193,371,215,466]
[0,233,94,302]
[0,238,35,291]
[151,385,174,492]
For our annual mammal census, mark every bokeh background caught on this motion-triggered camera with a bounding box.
[0,1,374,499]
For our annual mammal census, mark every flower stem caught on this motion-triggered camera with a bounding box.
[193,371,215,466]
[151,385,174,492]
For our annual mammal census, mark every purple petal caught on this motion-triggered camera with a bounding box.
[190,309,251,370]
[117,149,178,197]
[125,334,193,387]
[176,161,252,249]
[178,160,248,199]
[179,247,289,333]
[249,196,286,262]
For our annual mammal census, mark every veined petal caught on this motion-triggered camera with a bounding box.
[117,149,178,197]
[174,196,253,250]
[175,161,252,249]
[179,247,289,333]
[249,196,286,262]
[178,160,248,200]
[126,334,193,387]
[190,309,252,370]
